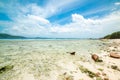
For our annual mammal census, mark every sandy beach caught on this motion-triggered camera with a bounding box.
[0,39,120,80]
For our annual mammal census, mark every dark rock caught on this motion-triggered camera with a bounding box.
[110,53,120,59]
[70,52,75,55]
[63,72,67,75]
[114,46,117,48]
[112,49,116,51]
[111,65,117,69]
[0,65,13,73]
[111,65,120,71]
[97,59,103,62]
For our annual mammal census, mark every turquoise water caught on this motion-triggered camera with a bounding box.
[0,39,104,56]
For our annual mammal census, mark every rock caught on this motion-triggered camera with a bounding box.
[91,54,99,61]
[104,77,109,80]
[70,52,75,55]
[102,72,106,76]
[95,72,100,77]
[111,65,120,71]
[91,54,103,62]
[65,75,73,80]
[0,65,13,73]
[63,72,67,75]
[110,53,120,59]
[112,49,116,51]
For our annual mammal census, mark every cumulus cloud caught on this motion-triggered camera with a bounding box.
[45,0,79,17]
[1,14,50,37]
[48,11,120,38]
[27,15,50,24]
[17,0,77,18]
[72,14,101,25]
[50,26,77,33]
[115,2,120,6]
[1,10,120,38]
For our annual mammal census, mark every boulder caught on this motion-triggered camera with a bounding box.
[110,53,120,59]
[91,54,99,61]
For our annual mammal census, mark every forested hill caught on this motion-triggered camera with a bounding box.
[103,31,120,39]
[0,33,26,39]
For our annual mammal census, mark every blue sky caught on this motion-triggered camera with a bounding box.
[0,0,120,38]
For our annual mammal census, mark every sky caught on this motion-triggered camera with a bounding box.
[0,0,120,38]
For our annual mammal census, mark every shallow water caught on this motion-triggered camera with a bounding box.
[0,39,106,80]
[0,39,104,54]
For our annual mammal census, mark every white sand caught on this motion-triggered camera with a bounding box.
[0,39,120,80]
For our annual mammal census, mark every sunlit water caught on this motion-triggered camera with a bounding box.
[0,39,107,80]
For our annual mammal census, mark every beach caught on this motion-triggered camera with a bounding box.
[0,39,120,80]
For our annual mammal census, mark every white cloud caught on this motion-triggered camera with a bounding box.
[45,0,79,17]
[47,11,120,38]
[27,15,50,24]
[72,14,84,22]
[50,26,77,33]
[2,11,120,38]
[115,2,120,6]
[72,14,101,25]
[16,0,78,18]
[1,14,50,37]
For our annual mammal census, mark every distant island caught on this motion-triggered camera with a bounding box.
[0,33,26,39]
[0,31,120,39]
[0,33,93,39]
[103,31,120,39]
[0,33,79,39]
[0,33,50,39]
